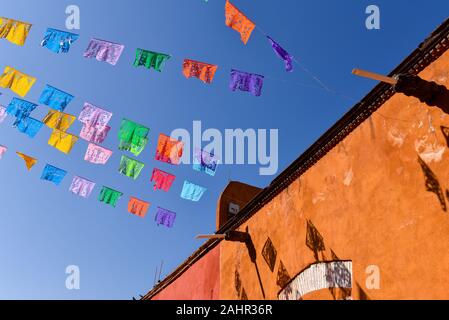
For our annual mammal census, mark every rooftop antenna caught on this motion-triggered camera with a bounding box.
[158,260,164,283]
[153,266,158,287]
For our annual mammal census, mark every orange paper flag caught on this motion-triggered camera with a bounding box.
[225,0,255,45]
[16,152,37,170]
[155,134,184,165]
[128,197,150,218]
[182,59,218,84]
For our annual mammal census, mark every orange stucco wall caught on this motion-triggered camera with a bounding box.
[220,49,449,300]
[152,245,220,300]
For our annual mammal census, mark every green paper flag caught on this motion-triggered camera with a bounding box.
[133,48,171,72]
[118,155,145,180]
[99,186,123,207]
[118,119,150,156]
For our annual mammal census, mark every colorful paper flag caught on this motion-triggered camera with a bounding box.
[225,0,255,45]
[41,28,79,54]
[39,84,74,111]
[118,155,145,180]
[48,129,78,154]
[84,143,112,165]
[16,152,37,170]
[40,164,67,186]
[99,186,123,207]
[0,18,32,46]
[155,134,184,165]
[69,176,95,198]
[128,197,150,218]
[267,36,293,72]
[134,48,171,72]
[42,109,76,132]
[193,148,219,176]
[16,116,43,138]
[84,38,124,66]
[229,69,264,97]
[118,119,150,156]
[182,59,218,84]
[150,168,176,192]
[0,145,7,159]
[155,207,176,228]
[180,181,207,202]
[0,66,36,97]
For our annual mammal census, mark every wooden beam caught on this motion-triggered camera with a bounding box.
[195,234,226,239]
[352,68,397,85]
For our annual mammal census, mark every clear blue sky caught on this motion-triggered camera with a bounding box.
[0,0,447,299]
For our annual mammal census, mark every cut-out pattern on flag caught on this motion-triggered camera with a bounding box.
[0,105,7,123]
[118,119,150,157]
[224,0,255,45]
[118,155,145,180]
[155,207,176,228]
[155,134,184,165]
[267,36,293,72]
[39,84,74,111]
[69,176,95,198]
[16,152,37,170]
[84,143,112,165]
[128,197,150,218]
[181,180,207,202]
[229,69,264,97]
[6,98,37,127]
[182,59,218,84]
[150,168,176,192]
[193,148,219,176]
[0,66,36,97]
[79,124,111,144]
[0,145,7,159]
[17,116,43,138]
[134,49,171,72]
[99,186,123,207]
[84,38,125,66]
[78,102,112,129]
[40,164,67,186]
[0,17,32,46]
[48,129,78,154]
[41,28,79,54]
[78,102,112,144]
[42,109,75,132]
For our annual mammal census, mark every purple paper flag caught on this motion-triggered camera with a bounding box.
[155,207,176,228]
[267,36,293,72]
[229,69,264,97]
[83,38,124,66]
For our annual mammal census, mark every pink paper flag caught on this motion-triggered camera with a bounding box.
[69,176,96,198]
[0,145,7,159]
[0,105,6,123]
[79,123,111,144]
[78,102,112,129]
[84,143,112,165]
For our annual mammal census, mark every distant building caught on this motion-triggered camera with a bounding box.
[144,17,449,300]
